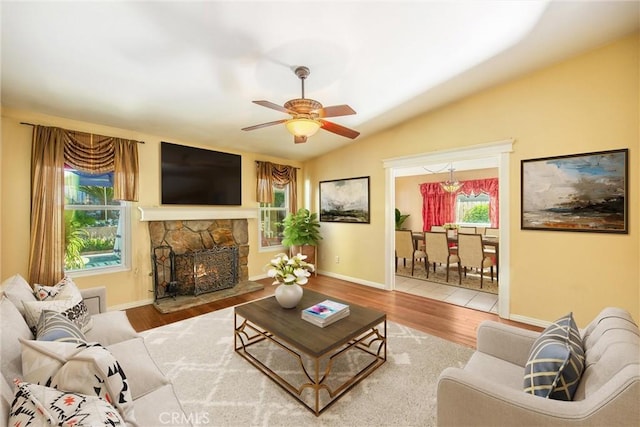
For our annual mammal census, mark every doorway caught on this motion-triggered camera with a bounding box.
[383,139,514,318]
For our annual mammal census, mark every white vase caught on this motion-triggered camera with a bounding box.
[274,283,303,309]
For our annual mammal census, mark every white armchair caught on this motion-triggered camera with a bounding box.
[437,308,640,426]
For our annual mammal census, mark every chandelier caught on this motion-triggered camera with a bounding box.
[440,166,463,193]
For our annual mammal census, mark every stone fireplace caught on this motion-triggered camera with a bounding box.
[148,218,249,300]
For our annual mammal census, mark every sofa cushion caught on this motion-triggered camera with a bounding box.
[22,277,93,334]
[107,337,170,400]
[36,309,87,344]
[9,380,124,426]
[524,312,585,400]
[0,294,34,385]
[0,274,36,317]
[20,339,135,424]
[133,383,193,427]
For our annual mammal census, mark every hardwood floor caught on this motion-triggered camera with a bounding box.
[125,274,541,348]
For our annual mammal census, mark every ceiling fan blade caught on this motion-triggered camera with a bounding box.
[319,119,360,139]
[252,100,296,115]
[294,135,307,144]
[241,119,287,131]
[314,104,356,118]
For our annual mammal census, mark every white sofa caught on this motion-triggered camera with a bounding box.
[437,307,640,426]
[1,278,191,426]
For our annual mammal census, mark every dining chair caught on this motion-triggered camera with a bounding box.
[423,232,460,282]
[456,233,496,289]
[482,227,499,259]
[395,229,427,276]
[430,225,445,232]
[458,226,477,234]
[485,227,499,237]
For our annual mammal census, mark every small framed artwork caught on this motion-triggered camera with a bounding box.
[521,148,628,233]
[319,176,370,223]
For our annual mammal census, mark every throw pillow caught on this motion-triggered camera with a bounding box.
[23,276,93,334]
[34,284,62,300]
[20,338,135,424]
[9,380,124,426]
[524,312,585,400]
[36,309,87,344]
[0,273,36,316]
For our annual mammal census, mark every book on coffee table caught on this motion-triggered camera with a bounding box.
[301,299,350,327]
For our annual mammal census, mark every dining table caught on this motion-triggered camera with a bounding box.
[412,232,499,275]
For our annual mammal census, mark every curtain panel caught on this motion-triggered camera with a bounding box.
[419,177,499,232]
[28,125,140,285]
[419,183,456,232]
[256,161,297,212]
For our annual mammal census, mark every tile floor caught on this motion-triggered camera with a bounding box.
[394,274,498,313]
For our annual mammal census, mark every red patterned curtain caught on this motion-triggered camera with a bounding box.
[419,178,499,231]
[419,183,456,232]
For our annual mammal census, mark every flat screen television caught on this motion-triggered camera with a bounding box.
[161,141,242,205]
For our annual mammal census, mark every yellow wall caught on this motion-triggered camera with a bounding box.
[307,33,639,326]
[0,109,302,308]
[395,169,498,232]
[1,33,637,325]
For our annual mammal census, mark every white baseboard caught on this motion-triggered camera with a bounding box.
[109,297,154,312]
[508,313,551,329]
[316,270,386,290]
[251,271,386,290]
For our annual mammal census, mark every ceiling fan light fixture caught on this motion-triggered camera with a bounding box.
[285,118,321,137]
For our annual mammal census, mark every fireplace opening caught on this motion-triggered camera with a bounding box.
[153,245,239,299]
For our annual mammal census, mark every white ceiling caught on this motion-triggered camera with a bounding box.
[2,1,638,162]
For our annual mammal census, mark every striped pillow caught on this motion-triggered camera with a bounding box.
[524,312,585,400]
[36,310,86,344]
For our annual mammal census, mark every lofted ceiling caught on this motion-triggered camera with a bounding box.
[1,1,638,162]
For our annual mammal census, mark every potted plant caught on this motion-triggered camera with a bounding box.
[281,208,322,260]
[395,208,410,230]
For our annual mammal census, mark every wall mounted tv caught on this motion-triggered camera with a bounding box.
[161,141,242,206]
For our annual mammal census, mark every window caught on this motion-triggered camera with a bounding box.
[455,193,490,227]
[64,169,130,274]
[259,185,289,250]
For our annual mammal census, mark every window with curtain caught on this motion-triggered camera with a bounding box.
[420,178,498,231]
[29,125,139,286]
[64,169,130,273]
[256,161,297,251]
[259,185,289,250]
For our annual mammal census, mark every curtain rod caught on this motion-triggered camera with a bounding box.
[19,122,145,144]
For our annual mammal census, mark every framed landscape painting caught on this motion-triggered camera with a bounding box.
[521,148,628,233]
[319,176,370,223]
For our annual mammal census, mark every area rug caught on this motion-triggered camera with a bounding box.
[396,262,498,295]
[142,305,473,426]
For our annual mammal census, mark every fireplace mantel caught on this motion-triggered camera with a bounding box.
[138,206,258,221]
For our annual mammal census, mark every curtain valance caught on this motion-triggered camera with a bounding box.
[256,161,297,212]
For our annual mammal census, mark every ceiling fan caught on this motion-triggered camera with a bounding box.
[242,66,360,144]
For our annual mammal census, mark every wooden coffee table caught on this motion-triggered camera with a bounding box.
[234,289,386,416]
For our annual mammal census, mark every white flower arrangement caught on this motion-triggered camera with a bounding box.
[266,253,315,286]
